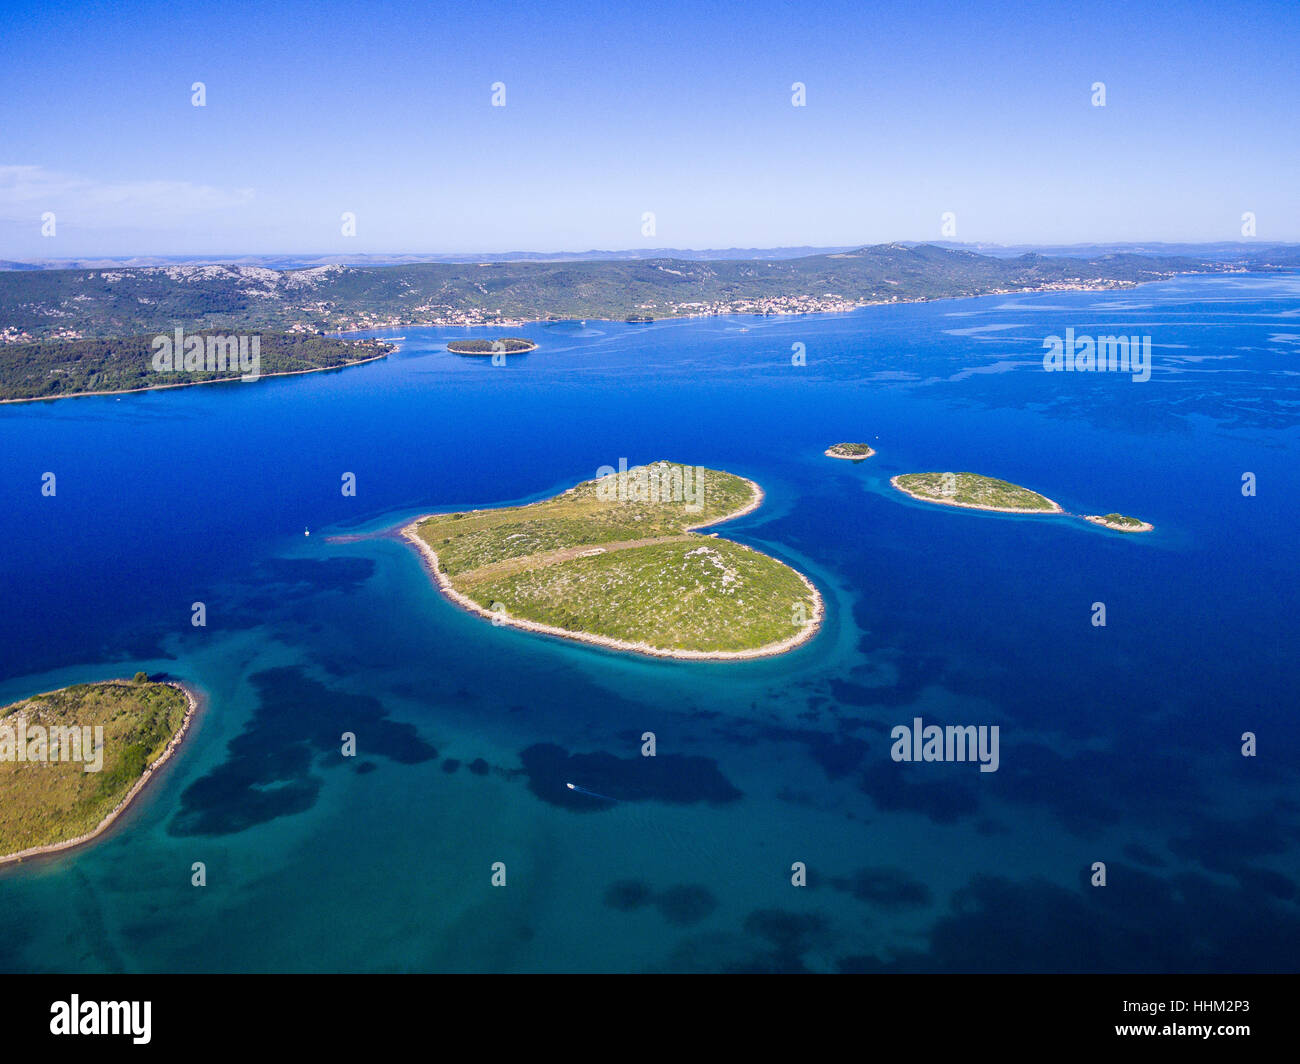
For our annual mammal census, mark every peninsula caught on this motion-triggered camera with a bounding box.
[402,462,822,659]
[0,332,392,403]
[0,676,198,865]
[825,442,876,460]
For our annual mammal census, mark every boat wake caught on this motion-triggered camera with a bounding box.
[565,782,617,802]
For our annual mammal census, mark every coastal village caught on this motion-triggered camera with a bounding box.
[0,274,1150,344]
[274,279,1148,334]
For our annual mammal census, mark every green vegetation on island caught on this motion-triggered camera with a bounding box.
[405,462,822,658]
[446,337,537,354]
[891,472,1061,513]
[825,442,876,460]
[0,678,194,862]
[0,331,392,402]
[892,474,1154,533]
[1084,513,1154,533]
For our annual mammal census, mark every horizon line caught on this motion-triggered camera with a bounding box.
[3,238,1297,268]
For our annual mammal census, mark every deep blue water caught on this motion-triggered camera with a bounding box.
[1,272,1297,972]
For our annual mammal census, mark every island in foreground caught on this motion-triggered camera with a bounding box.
[446,337,538,355]
[824,442,876,460]
[403,461,822,659]
[891,472,1062,513]
[0,677,197,866]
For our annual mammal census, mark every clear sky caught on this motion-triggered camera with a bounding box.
[2,0,1298,256]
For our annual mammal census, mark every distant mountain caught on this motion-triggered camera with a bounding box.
[923,241,1300,264]
[0,247,858,271]
[5,241,1296,272]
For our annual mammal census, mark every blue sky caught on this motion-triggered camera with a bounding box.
[2,0,1298,256]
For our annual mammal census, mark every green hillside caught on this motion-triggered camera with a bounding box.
[0,245,1229,341]
[0,331,392,400]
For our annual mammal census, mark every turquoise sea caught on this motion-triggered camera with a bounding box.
[1,272,1297,972]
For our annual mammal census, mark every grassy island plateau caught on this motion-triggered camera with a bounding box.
[0,678,197,865]
[403,462,822,658]
[890,472,1062,513]
[891,472,1153,531]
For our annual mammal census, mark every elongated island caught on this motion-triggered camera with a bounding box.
[891,472,1062,513]
[891,472,1153,532]
[447,337,538,355]
[0,677,198,866]
[402,461,822,659]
